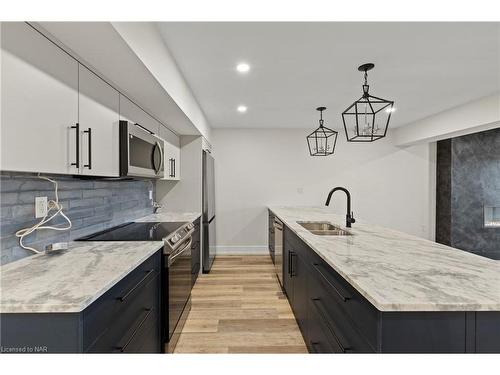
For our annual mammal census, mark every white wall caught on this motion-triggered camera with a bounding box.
[213,128,436,254]
[394,93,500,146]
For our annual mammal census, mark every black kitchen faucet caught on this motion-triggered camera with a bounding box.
[325,187,356,228]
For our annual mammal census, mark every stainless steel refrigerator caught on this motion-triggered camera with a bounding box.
[202,150,216,273]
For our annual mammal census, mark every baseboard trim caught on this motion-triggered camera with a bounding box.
[215,246,268,255]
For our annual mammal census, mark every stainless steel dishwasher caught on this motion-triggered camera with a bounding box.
[273,217,284,287]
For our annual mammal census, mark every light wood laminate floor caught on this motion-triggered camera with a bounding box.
[174,255,308,353]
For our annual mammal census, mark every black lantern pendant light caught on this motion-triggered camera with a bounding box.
[307,107,338,156]
[342,63,394,142]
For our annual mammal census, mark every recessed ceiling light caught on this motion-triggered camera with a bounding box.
[386,107,396,113]
[237,105,248,113]
[236,63,250,73]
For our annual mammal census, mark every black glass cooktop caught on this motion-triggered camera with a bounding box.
[77,222,186,242]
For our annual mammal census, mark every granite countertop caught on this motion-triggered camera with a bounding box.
[0,241,164,313]
[135,211,201,223]
[268,206,500,312]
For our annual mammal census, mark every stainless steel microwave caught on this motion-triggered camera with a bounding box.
[119,120,164,178]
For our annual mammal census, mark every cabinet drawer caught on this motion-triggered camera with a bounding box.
[83,251,161,350]
[85,273,160,353]
[309,271,375,353]
[309,251,379,349]
[308,297,343,353]
[116,304,160,353]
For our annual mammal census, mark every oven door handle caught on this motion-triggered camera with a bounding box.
[168,237,193,266]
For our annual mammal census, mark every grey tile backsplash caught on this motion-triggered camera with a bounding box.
[0,172,155,265]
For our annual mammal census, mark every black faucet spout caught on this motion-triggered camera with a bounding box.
[325,187,356,228]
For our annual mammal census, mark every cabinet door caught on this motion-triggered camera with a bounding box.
[163,141,181,181]
[1,22,79,174]
[78,64,120,177]
[119,95,159,135]
[292,253,309,334]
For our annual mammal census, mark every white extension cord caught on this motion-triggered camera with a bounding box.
[15,174,72,254]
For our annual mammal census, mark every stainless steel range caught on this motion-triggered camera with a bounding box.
[77,221,194,353]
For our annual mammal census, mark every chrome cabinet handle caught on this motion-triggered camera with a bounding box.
[71,123,80,168]
[169,158,175,178]
[169,237,193,265]
[158,142,164,174]
[154,141,163,175]
[83,128,92,169]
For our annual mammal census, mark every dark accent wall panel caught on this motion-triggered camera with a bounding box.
[436,128,500,259]
[436,139,452,246]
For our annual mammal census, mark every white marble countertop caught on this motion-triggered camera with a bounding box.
[135,211,201,223]
[0,241,164,313]
[268,206,500,312]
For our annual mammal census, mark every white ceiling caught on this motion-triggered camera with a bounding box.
[158,22,500,130]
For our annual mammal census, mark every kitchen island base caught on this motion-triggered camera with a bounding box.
[270,208,500,353]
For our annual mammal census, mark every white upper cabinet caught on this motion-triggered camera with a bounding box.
[1,22,79,175]
[119,95,160,135]
[159,125,181,181]
[0,23,163,178]
[78,65,120,177]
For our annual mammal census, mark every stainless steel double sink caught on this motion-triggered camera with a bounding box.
[297,221,352,236]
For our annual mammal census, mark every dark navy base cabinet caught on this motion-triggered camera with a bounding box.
[0,250,162,354]
[281,225,500,353]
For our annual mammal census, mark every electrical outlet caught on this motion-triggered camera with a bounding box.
[149,190,153,200]
[35,196,48,218]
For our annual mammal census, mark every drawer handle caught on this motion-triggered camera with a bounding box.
[312,298,352,353]
[83,127,92,169]
[313,263,351,302]
[116,308,153,353]
[290,251,297,277]
[310,341,322,353]
[118,269,155,302]
[70,123,80,168]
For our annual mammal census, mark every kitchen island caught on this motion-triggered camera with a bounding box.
[268,206,500,353]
